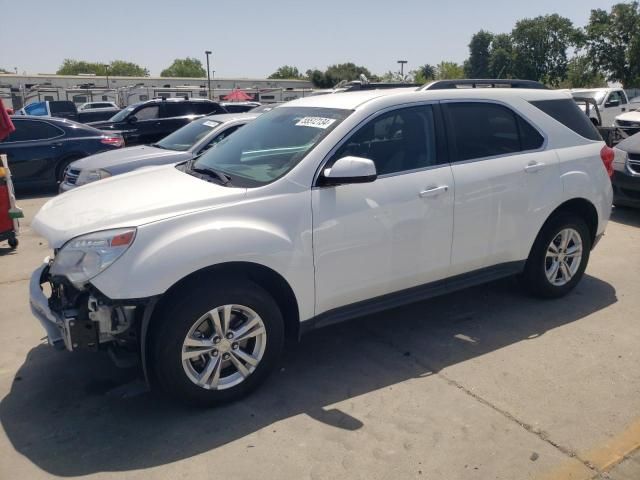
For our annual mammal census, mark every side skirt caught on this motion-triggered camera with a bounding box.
[301,261,525,334]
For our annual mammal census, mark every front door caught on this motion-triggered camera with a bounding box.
[312,104,454,315]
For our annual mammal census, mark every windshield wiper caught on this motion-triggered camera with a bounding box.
[190,165,231,185]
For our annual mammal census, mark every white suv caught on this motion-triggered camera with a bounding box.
[30,87,614,406]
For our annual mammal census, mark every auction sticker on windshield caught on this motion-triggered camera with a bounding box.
[295,117,337,129]
[203,121,220,128]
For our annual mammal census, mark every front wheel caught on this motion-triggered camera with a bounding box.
[152,280,284,407]
[521,214,591,298]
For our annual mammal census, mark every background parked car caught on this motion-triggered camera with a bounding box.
[571,88,640,126]
[15,100,119,123]
[615,109,640,137]
[88,98,227,146]
[0,116,123,188]
[61,113,258,191]
[612,132,640,208]
[77,101,119,112]
[76,101,121,122]
[250,102,284,113]
[16,100,78,121]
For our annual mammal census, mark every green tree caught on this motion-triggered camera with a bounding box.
[435,61,465,80]
[464,30,494,78]
[161,57,206,77]
[413,64,436,84]
[0,68,11,74]
[305,63,375,88]
[268,65,304,79]
[511,14,579,86]
[585,2,640,87]
[558,56,608,88]
[488,33,514,78]
[57,59,148,76]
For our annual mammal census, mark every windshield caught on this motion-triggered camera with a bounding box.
[192,107,350,187]
[572,91,606,104]
[109,105,136,122]
[156,118,222,151]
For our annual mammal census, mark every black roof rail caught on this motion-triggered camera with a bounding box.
[422,79,547,90]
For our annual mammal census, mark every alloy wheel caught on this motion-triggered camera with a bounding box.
[181,304,267,390]
[544,228,583,287]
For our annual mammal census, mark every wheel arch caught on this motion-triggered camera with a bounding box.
[141,261,301,383]
[55,152,87,181]
[541,197,599,247]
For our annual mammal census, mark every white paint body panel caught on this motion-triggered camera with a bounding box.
[31,87,613,327]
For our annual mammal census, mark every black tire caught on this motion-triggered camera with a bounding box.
[8,237,18,249]
[521,213,591,298]
[56,156,82,183]
[151,279,285,407]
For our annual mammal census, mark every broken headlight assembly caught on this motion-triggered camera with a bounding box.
[50,228,136,288]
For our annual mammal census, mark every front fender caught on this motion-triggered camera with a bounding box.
[90,190,315,321]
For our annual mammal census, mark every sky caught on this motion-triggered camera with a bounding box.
[0,0,624,79]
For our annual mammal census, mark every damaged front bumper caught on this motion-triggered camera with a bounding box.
[29,260,145,355]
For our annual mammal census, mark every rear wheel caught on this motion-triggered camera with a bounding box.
[8,237,18,249]
[152,279,285,407]
[521,214,591,298]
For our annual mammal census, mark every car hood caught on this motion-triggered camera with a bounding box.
[70,145,192,174]
[33,165,247,248]
[616,110,640,122]
[616,132,640,154]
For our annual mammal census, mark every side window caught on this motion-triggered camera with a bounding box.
[607,91,627,105]
[134,105,160,120]
[162,103,190,118]
[193,102,220,115]
[330,105,437,176]
[444,102,542,162]
[530,99,601,141]
[203,124,242,150]
[6,120,62,142]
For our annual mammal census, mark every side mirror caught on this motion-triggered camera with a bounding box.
[605,99,620,108]
[127,115,138,124]
[320,156,377,186]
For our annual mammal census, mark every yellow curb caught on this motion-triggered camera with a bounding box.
[537,418,640,480]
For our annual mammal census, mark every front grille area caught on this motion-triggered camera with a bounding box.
[64,168,81,185]
[617,120,640,128]
[628,160,640,175]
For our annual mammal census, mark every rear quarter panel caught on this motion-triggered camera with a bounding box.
[554,143,613,236]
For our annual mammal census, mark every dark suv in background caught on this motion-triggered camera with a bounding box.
[88,98,227,145]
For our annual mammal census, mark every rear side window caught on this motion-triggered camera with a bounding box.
[50,102,75,114]
[162,103,190,118]
[530,99,602,141]
[443,102,544,162]
[193,102,224,115]
[6,120,62,142]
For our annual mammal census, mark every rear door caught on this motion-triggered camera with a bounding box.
[313,104,454,314]
[443,101,560,276]
[159,102,197,140]
[0,119,65,186]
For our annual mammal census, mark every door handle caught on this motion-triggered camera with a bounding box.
[524,162,545,173]
[419,185,449,198]
[622,107,626,112]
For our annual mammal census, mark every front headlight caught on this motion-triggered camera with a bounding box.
[50,228,136,287]
[75,168,112,186]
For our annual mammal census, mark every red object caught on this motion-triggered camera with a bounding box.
[0,183,13,233]
[222,89,253,102]
[600,145,615,178]
[111,230,135,247]
[101,135,124,148]
[0,99,15,142]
